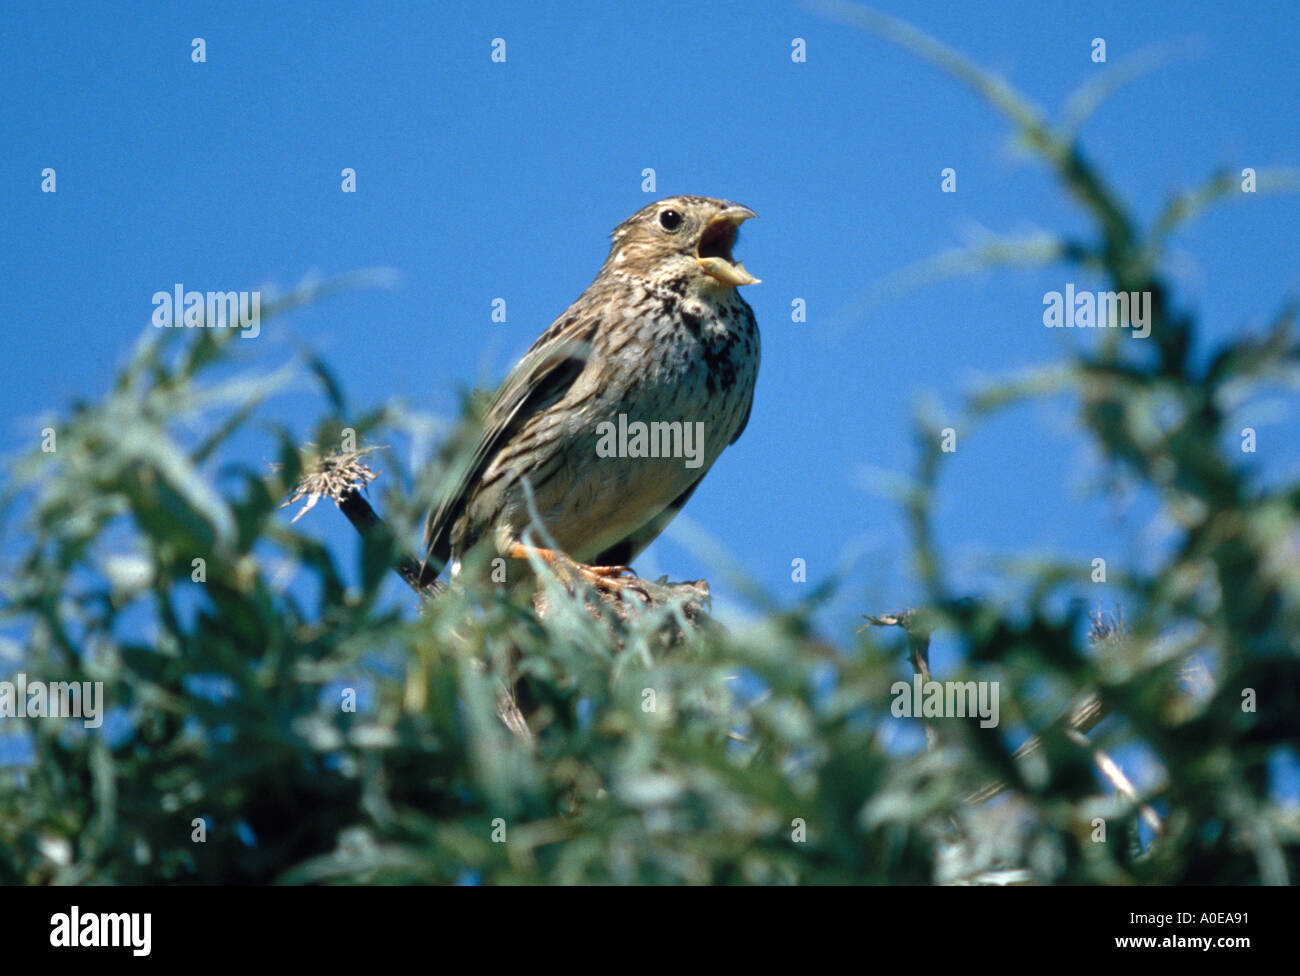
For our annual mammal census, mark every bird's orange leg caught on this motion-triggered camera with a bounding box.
[506,543,641,594]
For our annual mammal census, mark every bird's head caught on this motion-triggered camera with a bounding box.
[604,196,760,290]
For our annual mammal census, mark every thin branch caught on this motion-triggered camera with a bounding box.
[1065,728,1164,836]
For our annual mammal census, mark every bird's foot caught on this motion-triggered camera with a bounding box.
[507,544,649,600]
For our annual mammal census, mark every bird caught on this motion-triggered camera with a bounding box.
[420,195,761,596]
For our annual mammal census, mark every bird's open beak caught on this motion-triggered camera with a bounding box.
[697,205,760,286]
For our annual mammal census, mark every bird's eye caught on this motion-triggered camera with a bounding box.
[659,209,683,231]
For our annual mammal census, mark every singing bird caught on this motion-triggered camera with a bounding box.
[421,196,761,594]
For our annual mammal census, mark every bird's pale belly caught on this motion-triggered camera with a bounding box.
[495,343,752,563]
[550,450,710,561]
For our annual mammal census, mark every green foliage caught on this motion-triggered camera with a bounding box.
[2,12,1298,883]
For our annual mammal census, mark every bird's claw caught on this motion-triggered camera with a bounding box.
[507,543,649,601]
[575,562,650,601]
[581,563,636,579]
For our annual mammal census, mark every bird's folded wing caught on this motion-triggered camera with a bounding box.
[421,310,602,576]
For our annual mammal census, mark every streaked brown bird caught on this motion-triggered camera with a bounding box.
[421,195,761,594]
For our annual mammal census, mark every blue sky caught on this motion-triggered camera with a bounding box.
[3,0,1298,726]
